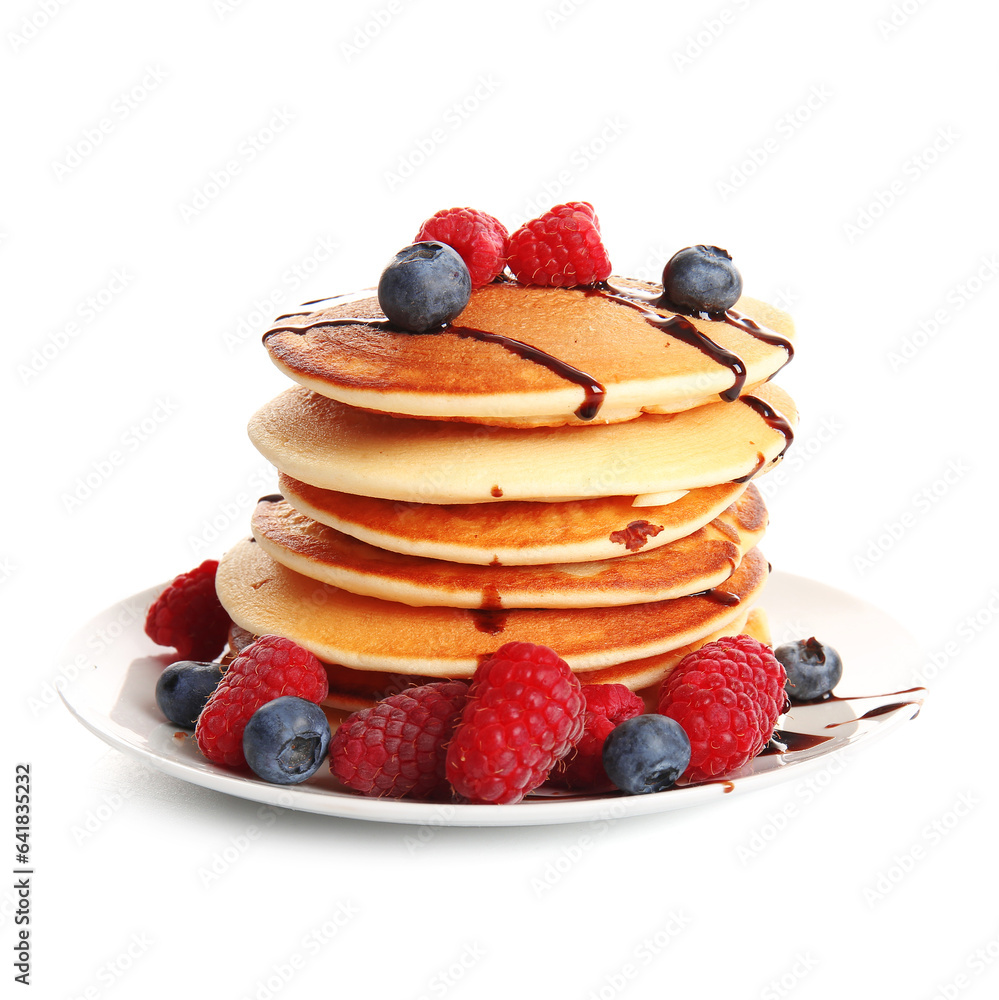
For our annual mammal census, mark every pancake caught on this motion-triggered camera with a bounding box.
[318,610,763,712]
[215,537,768,675]
[278,473,748,565]
[248,382,797,504]
[263,280,795,427]
[249,486,766,608]
[231,608,770,713]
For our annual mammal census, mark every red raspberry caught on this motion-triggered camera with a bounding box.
[507,201,612,287]
[547,683,645,792]
[195,635,329,769]
[446,642,585,804]
[144,559,231,662]
[658,635,786,782]
[329,681,468,800]
[415,207,509,288]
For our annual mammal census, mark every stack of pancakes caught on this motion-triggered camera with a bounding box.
[215,278,797,715]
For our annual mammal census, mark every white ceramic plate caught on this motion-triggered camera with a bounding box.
[59,572,924,827]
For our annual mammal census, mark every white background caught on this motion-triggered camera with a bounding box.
[5,0,998,996]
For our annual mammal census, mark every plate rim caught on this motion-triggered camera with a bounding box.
[58,571,924,828]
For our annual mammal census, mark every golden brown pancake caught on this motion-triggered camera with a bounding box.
[249,486,766,608]
[215,537,768,675]
[263,280,794,427]
[318,611,759,712]
[278,473,749,565]
[229,608,770,713]
[248,383,797,503]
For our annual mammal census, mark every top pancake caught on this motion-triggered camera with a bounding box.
[263,280,794,427]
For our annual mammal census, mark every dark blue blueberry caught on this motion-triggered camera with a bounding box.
[377,241,472,333]
[775,637,843,702]
[659,245,743,314]
[242,696,331,785]
[155,660,223,729]
[602,714,691,794]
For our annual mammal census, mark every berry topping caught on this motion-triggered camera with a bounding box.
[155,660,224,729]
[659,245,743,315]
[144,559,231,663]
[377,241,472,333]
[546,683,644,792]
[602,714,691,794]
[415,207,509,288]
[242,696,331,785]
[507,201,612,288]
[195,634,328,769]
[329,681,468,800]
[775,637,843,702]
[658,634,786,782]
[446,641,585,804]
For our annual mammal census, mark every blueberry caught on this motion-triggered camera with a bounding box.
[242,697,331,784]
[155,660,223,728]
[377,241,472,333]
[775,637,843,702]
[602,714,691,794]
[659,245,743,314]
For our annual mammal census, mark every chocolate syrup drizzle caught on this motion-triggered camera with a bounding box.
[263,279,793,421]
[471,609,508,635]
[451,326,605,421]
[761,731,834,755]
[599,280,794,397]
[827,703,916,725]
[263,316,388,341]
[263,316,606,421]
[592,284,747,402]
[733,452,768,484]
[471,584,508,634]
[691,587,742,606]
[761,687,925,756]
[738,394,795,463]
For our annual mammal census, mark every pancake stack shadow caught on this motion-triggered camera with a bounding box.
[214,278,798,713]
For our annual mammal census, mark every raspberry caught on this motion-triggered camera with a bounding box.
[415,207,509,288]
[507,201,612,288]
[329,681,468,800]
[546,683,645,792]
[658,635,786,782]
[144,559,231,662]
[195,635,329,769]
[446,642,585,804]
